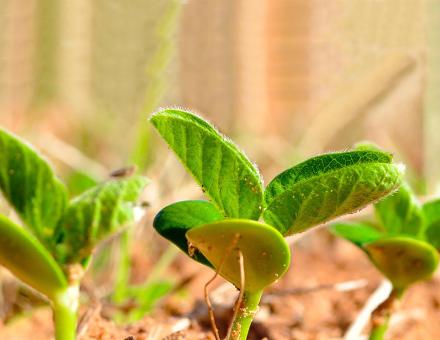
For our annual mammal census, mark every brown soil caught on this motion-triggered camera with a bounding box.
[1,230,440,340]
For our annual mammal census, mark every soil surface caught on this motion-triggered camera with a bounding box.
[1,230,440,340]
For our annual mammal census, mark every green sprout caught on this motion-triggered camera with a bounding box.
[0,128,148,340]
[150,109,403,340]
[331,182,440,340]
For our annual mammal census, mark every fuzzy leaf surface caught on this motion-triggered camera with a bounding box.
[153,200,224,266]
[150,109,263,220]
[0,214,67,299]
[330,222,383,247]
[423,199,440,249]
[0,129,68,244]
[263,150,402,235]
[186,219,290,292]
[55,176,148,264]
[375,183,424,237]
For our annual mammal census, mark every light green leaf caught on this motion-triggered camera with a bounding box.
[186,219,291,292]
[0,128,68,244]
[150,109,263,220]
[263,150,403,235]
[55,175,148,264]
[123,281,174,321]
[330,222,383,247]
[0,214,67,299]
[364,236,439,292]
[423,198,440,249]
[153,200,224,266]
[375,183,424,237]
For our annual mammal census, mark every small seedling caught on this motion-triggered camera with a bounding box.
[0,128,148,340]
[331,182,440,340]
[150,109,402,340]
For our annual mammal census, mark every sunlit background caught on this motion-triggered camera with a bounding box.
[0,0,440,337]
[1,0,439,188]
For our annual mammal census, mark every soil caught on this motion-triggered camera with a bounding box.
[1,230,440,340]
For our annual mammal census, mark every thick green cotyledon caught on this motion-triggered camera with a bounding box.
[186,219,290,293]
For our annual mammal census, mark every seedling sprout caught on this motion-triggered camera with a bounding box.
[331,183,440,339]
[0,128,148,340]
[150,109,403,339]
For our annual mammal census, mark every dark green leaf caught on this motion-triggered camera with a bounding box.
[150,109,263,220]
[0,214,67,299]
[375,183,424,237]
[330,222,383,247]
[364,236,439,291]
[186,219,291,292]
[263,150,402,235]
[153,200,223,266]
[0,129,68,244]
[55,176,148,264]
[423,198,440,249]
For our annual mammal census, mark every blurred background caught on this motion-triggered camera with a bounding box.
[0,0,440,336]
[1,0,439,191]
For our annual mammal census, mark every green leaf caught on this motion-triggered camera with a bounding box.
[375,183,424,237]
[124,281,174,321]
[0,214,67,299]
[55,175,149,264]
[153,200,223,266]
[0,128,68,244]
[423,198,440,249]
[186,219,291,293]
[364,237,439,291]
[66,170,98,196]
[353,142,382,152]
[263,150,402,235]
[150,109,263,220]
[330,222,383,247]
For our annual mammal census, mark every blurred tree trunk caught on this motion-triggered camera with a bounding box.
[58,0,92,119]
[179,0,238,129]
[33,0,60,107]
[0,0,36,121]
[424,0,440,193]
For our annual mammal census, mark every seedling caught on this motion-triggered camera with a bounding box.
[0,128,148,340]
[150,109,402,339]
[331,183,440,340]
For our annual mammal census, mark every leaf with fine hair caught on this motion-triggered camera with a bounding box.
[55,175,148,264]
[263,150,403,236]
[330,222,383,247]
[423,198,440,249]
[153,200,223,266]
[150,109,263,220]
[375,183,424,237]
[0,128,68,245]
[0,214,67,299]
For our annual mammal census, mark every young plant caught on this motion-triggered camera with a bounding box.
[150,109,403,340]
[0,128,148,340]
[331,183,440,340]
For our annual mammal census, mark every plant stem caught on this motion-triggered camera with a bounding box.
[228,290,263,340]
[369,316,390,340]
[52,284,80,340]
[368,287,403,340]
